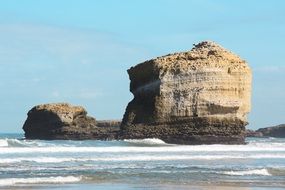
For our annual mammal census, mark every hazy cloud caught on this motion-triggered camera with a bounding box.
[254,66,285,73]
[0,23,148,66]
[51,89,103,100]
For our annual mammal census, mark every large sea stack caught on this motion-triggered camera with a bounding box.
[23,103,119,140]
[121,41,252,144]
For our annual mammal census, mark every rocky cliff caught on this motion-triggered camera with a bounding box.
[23,103,119,140]
[121,41,252,144]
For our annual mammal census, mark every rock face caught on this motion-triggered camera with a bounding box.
[97,120,121,128]
[23,103,119,140]
[256,124,285,138]
[121,41,252,144]
[246,129,263,137]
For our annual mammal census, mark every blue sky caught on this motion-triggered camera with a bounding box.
[0,0,284,132]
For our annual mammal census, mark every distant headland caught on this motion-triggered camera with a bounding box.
[246,124,285,138]
[22,41,258,144]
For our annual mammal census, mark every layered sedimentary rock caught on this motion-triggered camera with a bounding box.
[121,41,252,144]
[246,129,263,137]
[23,103,119,140]
[97,120,121,128]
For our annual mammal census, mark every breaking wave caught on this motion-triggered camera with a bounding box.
[0,138,50,147]
[0,176,82,186]
[1,137,285,150]
[0,139,8,147]
[222,168,271,176]
[124,138,168,145]
[1,154,285,164]
[1,145,285,154]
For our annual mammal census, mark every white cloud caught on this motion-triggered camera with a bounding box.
[0,22,148,106]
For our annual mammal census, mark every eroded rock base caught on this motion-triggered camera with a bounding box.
[120,117,246,144]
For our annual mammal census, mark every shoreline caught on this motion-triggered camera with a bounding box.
[2,182,285,190]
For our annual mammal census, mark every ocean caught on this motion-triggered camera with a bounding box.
[0,134,284,190]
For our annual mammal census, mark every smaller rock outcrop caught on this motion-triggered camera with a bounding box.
[97,120,121,128]
[245,129,263,137]
[256,124,285,138]
[23,103,119,140]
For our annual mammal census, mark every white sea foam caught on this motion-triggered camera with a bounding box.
[1,154,285,164]
[0,139,45,147]
[124,138,167,145]
[1,143,285,154]
[0,139,8,147]
[0,157,76,163]
[0,176,82,186]
[223,168,271,176]
[7,139,33,147]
